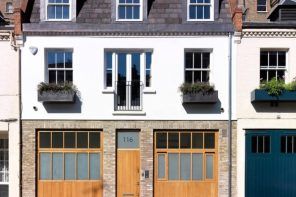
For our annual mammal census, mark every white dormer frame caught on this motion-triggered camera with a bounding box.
[187,0,214,21]
[116,0,143,21]
[41,0,76,21]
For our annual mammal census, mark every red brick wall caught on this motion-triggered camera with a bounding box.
[0,0,20,24]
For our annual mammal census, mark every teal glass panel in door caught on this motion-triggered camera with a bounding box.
[246,130,296,197]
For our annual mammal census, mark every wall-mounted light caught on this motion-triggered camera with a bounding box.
[29,46,38,55]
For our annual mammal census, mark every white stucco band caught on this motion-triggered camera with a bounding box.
[21,35,236,120]
[237,119,296,197]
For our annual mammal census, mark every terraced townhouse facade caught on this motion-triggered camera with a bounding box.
[236,0,296,197]
[20,0,241,197]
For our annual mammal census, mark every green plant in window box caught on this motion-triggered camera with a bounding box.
[37,82,78,102]
[260,77,296,96]
[180,82,218,104]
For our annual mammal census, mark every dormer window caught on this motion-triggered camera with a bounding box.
[257,0,267,12]
[116,0,142,21]
[188,0,214,21]
[47,0,70,20]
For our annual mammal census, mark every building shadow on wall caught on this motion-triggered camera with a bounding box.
[252,102,296,113]
[182,100,222,114]
[43,95,82,113]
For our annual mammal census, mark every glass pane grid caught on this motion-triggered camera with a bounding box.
[185,52,210,83]
[260,51,286,82]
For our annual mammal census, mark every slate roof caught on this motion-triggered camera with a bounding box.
[23,0,234,34]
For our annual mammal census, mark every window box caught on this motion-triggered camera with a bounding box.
[183,91,218,104]
[37,82,77,103]
[251,89,296,102]
[38,90,76,103]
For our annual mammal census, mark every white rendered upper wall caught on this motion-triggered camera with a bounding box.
[21,36,236,120]
[236,30,296,119]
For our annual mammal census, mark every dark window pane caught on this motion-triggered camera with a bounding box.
[260,70,267,82]
[117,53,127,82]
[204,133,215,149]
[89,132,100,148]
[52,132,63,148]
[47,52,56,68]
[77,132,88,148]
[258,136,263,153]
[90,153,100,180]
[106,71,112,87]
[287,136,293,153]
[168,133,179,149]
[268,70,276,81]
[65,70,73,82]
[269,51,277,67]
[196,6,203,19]
[185,53,193,68]
[133,5,140,19]
[40,132,51,148]
[252,136,257,153]
[146,70,151,87]
[281,136,286,153]
[106,52,112,69]
[64,132,75,148]
[189,5,196,19]
[185,71,193,83]
[131,53,141,81]
[119,6,125,19]
[56,52,64,68]
[62,5,69,19]
[156,133,167,149]
[202,53,210,68]
[56,5,63,19]
[194,71,201,83]
[202,71,209,82]
[277,70,285,80]
[180,133,191,149]
[65,52,72,68]
[264,136,270,153]
[278,51,286,66]
[260,51,268,66]
[57,70,65,83]
[49,70,56,84]
[204,5,210,19]
[194,53,201,68]
[192,133,203,148]
[146,52,152,69]
[47,6,55,19]
[126,6,132,19]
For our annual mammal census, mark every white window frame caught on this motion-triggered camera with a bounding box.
[45,49,73,84]
[5,2,13,14]
[260,50,287,82]
[116,0,143,21]
[187,0,214,21]
[0,138,9,184]
[46,0,71,21]
[184,50,212,84]
[103,50,152,89]
[257,0,267,12]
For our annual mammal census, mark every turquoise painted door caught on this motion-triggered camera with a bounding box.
[246,130,296,197]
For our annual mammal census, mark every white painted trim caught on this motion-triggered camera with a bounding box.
[112,111,146,115]
[187,0,214,21]
[116,0,143,21]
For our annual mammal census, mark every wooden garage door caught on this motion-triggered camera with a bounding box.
[154,131,218,197]
[38,131,103,197]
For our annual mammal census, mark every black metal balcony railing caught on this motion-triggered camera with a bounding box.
[115,81,143,111]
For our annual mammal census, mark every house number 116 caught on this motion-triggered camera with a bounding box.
[123,137,134,143]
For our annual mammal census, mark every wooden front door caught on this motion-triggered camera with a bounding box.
[117,131,140,197]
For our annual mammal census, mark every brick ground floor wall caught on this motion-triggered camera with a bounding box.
[21,120,237,197]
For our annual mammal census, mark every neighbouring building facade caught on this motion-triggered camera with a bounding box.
[0,4,21,197]
[20,0,239,197]
[236,0,296,197]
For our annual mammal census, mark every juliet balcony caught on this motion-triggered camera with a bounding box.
[114,81,143,111]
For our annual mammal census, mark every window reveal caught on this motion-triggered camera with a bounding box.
[46,50,73,84]
[260,51,286,82]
